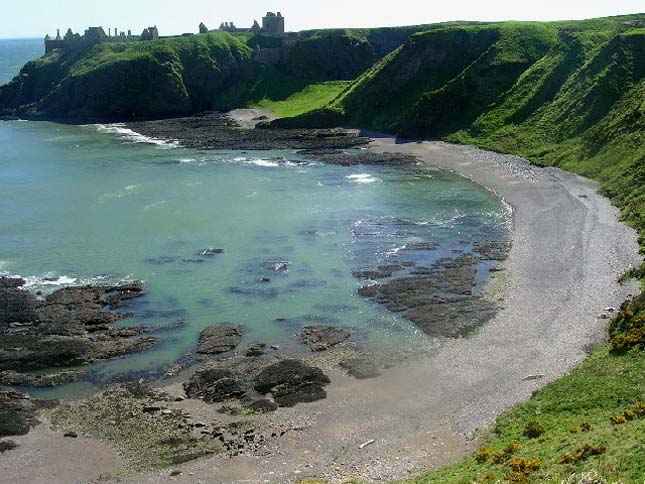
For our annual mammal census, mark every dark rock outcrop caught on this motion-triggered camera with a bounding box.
[197,324,244,355]
[0,369,85,388]
[299,325,351,352]
[0,440,18,452]
[244,343,267,357]
[0,279,157,376]
[254,359,330,407]
[0,391,44,438]
[184,367,249,403]
[125,113,368,151]
[297,150,418,166]
[357,252,506,337]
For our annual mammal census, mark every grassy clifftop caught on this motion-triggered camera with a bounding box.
[0,26,425,120]
[0,32,255,118]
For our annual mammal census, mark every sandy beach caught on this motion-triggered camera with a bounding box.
[2,137,641,484]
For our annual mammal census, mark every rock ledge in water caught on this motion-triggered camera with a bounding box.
[299,325,351,352]
[197,324,244,354]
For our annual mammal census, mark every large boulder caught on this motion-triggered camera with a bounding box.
[254,359,330,407]
[0,391,41,438]
[184,367,249,403]
[197,324,244,354]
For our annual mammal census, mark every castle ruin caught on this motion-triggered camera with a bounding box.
[45,26,159,54]
[218,12,285,35]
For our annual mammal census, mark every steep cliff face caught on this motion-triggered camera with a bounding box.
[0,32,254,119]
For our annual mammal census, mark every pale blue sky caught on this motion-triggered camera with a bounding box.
[1,0,643,38]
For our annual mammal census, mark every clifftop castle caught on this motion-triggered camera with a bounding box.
[44,12,287,55]
[45,26,159,54]
[218,12,286,35]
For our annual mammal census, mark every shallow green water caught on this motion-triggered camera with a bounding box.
[0,120,510,392]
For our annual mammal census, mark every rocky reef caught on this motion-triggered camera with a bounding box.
[124,112,368,151]
[0,277,157,385]
[355,243,511,337]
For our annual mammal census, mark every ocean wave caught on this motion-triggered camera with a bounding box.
[230,156,300,168]
[93,123,179,148]
[144,200,167,211]
[346,173,381,184]
[1,272,112,292]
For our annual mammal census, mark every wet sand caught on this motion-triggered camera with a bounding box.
[2,137,641,484]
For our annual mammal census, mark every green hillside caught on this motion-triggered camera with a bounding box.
[0,27,419,120]
[279,17,645,277]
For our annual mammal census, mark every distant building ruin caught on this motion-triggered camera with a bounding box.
[262,12,285,34]
[218,11,285,36]
[45,25,160,54]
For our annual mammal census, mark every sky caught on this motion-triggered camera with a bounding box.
[0,0,643,38]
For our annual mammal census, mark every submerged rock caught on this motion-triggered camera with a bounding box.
[254,359,330,407]
[244,343,267,358]
[199,248,224,256]
[339,358,382,380]
[299,325,351,352]
[357,253,502,337]
[197,324,244,354]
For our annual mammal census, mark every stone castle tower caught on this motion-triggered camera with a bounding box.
[262,12,285,34]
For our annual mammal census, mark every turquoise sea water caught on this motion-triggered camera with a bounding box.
[0,38,43,85]
[0,41,510,395]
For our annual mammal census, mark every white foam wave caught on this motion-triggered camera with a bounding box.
[144,200,167,211]
[93,123,179,148]
[230,156,299,168]
[346,173,380,184]
[22,275,78,288]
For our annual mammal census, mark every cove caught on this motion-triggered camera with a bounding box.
[0,120,510,397]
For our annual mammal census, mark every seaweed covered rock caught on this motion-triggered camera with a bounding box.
[197,324,244,355]
[0,279,156,376]
[299,325,351,352]
[0,369,85,388]
[254,359,330,407]
[0,390,44,438]
[184,367,250,403]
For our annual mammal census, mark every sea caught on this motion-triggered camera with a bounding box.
[0,39,511,397]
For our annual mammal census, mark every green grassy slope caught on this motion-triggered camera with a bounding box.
[250,81,350,117]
